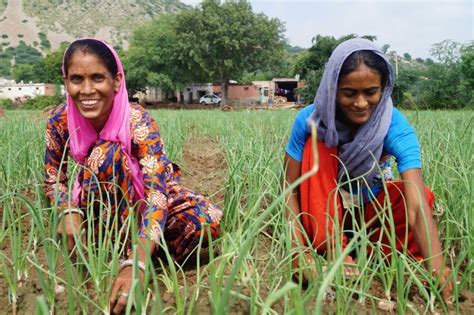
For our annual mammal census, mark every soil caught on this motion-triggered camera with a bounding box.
[0,136,473,314]
[180,137,227,209]
[0,0,42,48]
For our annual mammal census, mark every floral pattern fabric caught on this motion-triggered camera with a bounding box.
[44,103,222,260]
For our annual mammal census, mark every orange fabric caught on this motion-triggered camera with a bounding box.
[364,181,435,260]
[300,137,344,252]
[299,137,435,260]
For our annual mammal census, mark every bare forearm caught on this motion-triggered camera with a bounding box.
[286,193,306,248]
[284,153,306,248]
[129,237,155,263]
[412,207,445,271]
[402,169,446,271]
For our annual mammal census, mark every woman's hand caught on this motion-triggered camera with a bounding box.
[435,266,454,305]
[292,249,318,283]
[342,256,359,278]
[401,169,454,305]
[57,213,85,253]
[109,266,144,314]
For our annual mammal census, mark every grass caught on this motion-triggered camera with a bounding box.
[0,108,472,314]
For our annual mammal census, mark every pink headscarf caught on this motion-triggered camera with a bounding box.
[63,38,144,206]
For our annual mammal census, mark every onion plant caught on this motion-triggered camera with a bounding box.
[0,108,471,313]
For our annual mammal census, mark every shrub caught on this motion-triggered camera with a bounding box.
[20,95,64,110]
[38,32,51,49]
[0,98,13,109]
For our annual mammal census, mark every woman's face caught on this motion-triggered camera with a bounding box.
[336,63,383,127]
[65,51,121,132]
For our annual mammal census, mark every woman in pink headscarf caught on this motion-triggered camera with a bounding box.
[44,38,222,313]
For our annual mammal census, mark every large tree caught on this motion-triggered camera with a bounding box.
[459,43,474,107]
[415,40,473,109]
[35,42,69,84]
[172,0,285,105]
[123,15,192,97]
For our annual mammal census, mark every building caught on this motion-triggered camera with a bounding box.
[182,83,214,104]
[213,82,260,106]
[133,76,304,106]
[254,76,304,105]
[0,80,64,100]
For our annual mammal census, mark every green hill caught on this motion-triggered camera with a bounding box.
[0,0,190,51]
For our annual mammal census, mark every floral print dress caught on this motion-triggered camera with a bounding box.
[44,103,222,261]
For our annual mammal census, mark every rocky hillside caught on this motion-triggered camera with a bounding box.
[0,0,189,52]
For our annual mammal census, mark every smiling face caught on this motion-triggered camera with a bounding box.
[64,51,121,132]
[336,63,383,128]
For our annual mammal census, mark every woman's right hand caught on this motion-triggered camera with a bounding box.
[57,213,85,253]
[292,249,318,284]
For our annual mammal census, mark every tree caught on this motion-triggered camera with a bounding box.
[14,41,42,65]
[403,52,411,60]
[12,64,37,82]
[430,39,462,65]
[415,40,471,109]
[35,42,69,84]
[172,0,285,105]
[0,57,11,77]
[240,40,305,83]
[381,44,390,54]
[458,43,474,107]
[123,15,189,97]
[392,66,422,107]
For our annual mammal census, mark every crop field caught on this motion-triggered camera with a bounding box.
[0,108,472,314]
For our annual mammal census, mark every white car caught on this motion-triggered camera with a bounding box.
[199,94,221,105]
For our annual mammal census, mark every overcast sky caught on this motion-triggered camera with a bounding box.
[180,0,473,59]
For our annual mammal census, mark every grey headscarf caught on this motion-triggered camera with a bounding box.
[310,38,394,183]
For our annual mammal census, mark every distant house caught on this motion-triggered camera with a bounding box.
[211,77,304,106]
[182,83,214,104]
[134,86,167,104]
[134,76,304,105]
[0,80,64,100]
[213,82,260,106]
[134,83,214,105]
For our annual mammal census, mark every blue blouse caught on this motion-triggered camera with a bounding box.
[285,104,421,200]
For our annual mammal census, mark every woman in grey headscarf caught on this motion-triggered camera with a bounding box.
[284,38,452,303]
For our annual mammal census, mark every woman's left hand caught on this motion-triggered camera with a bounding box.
[109,266,144,314]
[435,266,454,305]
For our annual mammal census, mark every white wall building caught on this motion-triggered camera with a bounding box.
[0,80,64,100]
[181,83,213,104]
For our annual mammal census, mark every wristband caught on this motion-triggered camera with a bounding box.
[119,259,146,274]
[58,208,85,221]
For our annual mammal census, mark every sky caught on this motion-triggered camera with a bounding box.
[180,0,473,59]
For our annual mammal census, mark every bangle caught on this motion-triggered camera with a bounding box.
[58,208,85,221]
[119,259,146,274]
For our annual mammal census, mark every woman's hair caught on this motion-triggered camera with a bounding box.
[339,50,389,86]
[63,39,118,78]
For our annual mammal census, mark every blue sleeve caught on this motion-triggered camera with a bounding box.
[384,108,421,173]
[285,104,315,162]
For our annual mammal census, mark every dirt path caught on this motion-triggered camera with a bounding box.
[180,136,226,208]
